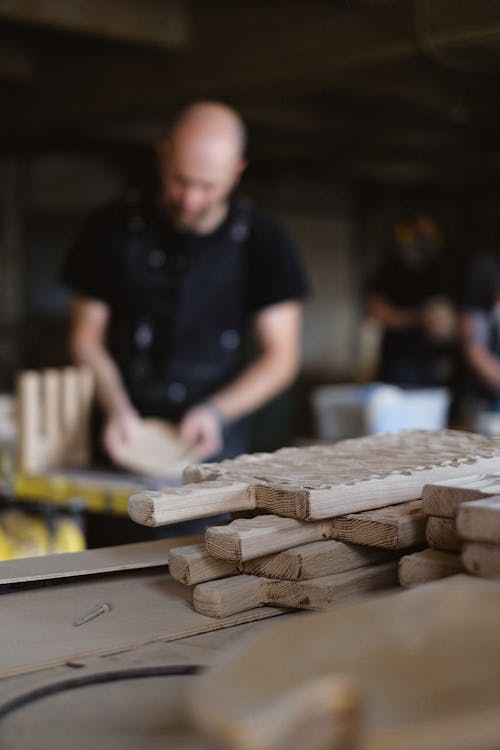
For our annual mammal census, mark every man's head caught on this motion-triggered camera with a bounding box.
[157,101,247,233]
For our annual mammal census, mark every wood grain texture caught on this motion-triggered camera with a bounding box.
[190,575,500,750]
[462,542,500,578]
[128,479,254,526]
[168,543,238,585]
[422,474,500,518]
[205,514,332,562]
[330,500,426,549]
[456,496,500,543]
[398,548,463,588]
[243,539,397,581]
[194,562,399,617]
[426,516,462,552]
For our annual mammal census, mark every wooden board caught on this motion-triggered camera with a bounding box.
[189,576,500,750]
[422,474,500,517]
[0,536,200,586]
[426,516,462,552]
[193,562,399,618]
[112,417,195,479]
[205,515,332,562]
[398,548,463,588]
[130,430,500,526]
[330,500,426,549]
[243,539,397,581]
[462,542,500,578]
[0,571,286,678]
[168,543,238,585]
[456,496,500,543]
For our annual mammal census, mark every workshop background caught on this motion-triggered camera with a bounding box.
[1,0,500,445]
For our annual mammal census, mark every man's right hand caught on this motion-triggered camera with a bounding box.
[103,408,141,462]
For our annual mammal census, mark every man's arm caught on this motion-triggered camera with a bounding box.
[462,310,500,392]
[179,300,302,459]
[69,294,140,457]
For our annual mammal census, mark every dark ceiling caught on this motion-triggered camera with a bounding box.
[1,0,500,187]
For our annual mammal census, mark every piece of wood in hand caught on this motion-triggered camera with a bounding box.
[112,417,193,479]
[168,543,238,586]
[193,562,399,618]
[422,474,500,518]
[462,542,500,578]
[244,539,397,581]
[456,496,500,543]
[330,500,426,549]
[399,548,463,588]
[426,516,462,552]
[205,514,332,562]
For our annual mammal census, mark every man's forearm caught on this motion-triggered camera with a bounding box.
[466,344,500,393]
[71,339,135,419]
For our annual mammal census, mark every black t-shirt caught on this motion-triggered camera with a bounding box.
[61,195,308,417]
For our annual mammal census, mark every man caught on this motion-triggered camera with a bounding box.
[62,101,308,464]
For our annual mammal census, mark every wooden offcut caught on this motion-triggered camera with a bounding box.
[456,496,500,543]
[168,543,238,586]
[205,515,332,563]
[194,561,399,618]
[399,548,463,588]
[462,542,500,578]
[330,499,426,549]
[129,430,500,526]
[111,417,194,479]
[422,474,500,518]
[426,516,462,552]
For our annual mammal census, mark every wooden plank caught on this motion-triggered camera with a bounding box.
[399,549,463,588]
[190,575,500,750]
[128,479,254,526]
[0,537,200,586]
[168,543,238,586]
[131,430,500,526]
[243,540,397,581]
[0,571,286,679]
[462,542,500,578]
[194,562,399,618]
[422,474,500,517]
[330,500,426,549]
[205,515,332,563]
[426,516,462,552]
[456,496,500,543]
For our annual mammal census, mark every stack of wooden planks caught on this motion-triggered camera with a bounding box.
[128,430,500,616]
[399,473,500,586]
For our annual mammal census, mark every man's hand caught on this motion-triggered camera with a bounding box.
[179,402,225,461]
[103,407,141,463]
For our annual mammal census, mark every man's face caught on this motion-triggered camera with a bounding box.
[158,134,244,233]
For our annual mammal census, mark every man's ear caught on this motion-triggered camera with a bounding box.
[233,157,248,187]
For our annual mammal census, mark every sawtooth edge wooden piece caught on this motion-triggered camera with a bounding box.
[168,543,238,585]
[130,431,500,527]
[398,548,463,588]
[330,499,426,549]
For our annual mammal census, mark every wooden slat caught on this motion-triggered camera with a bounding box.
[330,500,426,549]
[205,515,332,563]
[243,540,396,581]
[168,543,238,586]
[422,474,500,517]
[426,516,462,552]
[462,542,500,578]
[399,549,463,588]
[193,562,399,618]
[456,496,500,543]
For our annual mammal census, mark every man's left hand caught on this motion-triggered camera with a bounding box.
[179,403,224,461]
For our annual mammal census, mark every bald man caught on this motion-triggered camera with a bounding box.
[62,102,308,465]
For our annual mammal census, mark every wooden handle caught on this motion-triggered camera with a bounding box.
[128,479,255,527]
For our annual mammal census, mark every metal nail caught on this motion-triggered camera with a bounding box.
[73,601,111,627]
